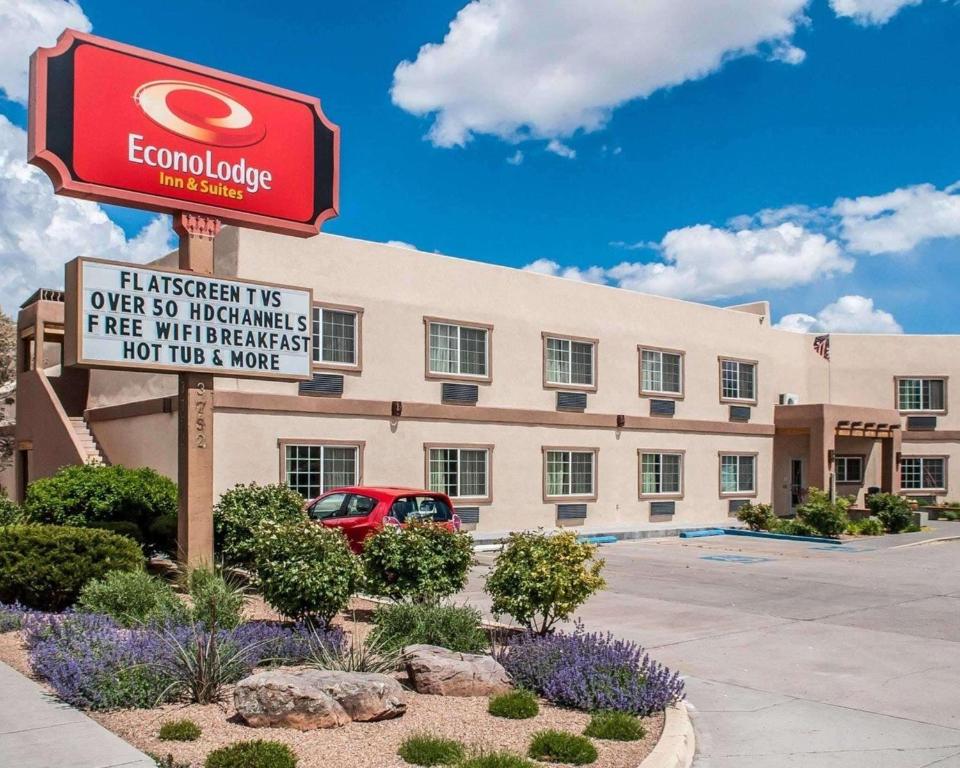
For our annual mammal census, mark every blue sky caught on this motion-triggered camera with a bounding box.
[1,0,959,332]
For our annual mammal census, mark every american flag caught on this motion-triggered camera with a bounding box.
[813,334,830,360]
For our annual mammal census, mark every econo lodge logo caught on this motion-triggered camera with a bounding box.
[127,80,274,197]
[134,80,266,147]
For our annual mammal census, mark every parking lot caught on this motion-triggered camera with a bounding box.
[465,528,960,767]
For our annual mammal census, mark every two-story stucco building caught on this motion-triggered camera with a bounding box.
[11,228,959,531]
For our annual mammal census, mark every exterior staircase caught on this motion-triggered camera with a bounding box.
[68,417,107,466]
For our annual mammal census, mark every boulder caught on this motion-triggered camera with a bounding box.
[234,669,406,730]
[234,671,349,730]
[403,644,512,697]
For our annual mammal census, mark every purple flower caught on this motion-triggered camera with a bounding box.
[498,624,684,715]
[21,611,339,710]
[0,602,31,633]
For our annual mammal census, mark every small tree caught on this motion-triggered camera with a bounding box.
[485,530,606,635]
[252,519,360,626]
[361,521,473,603]
[0,309,13,483]
[867,492,913,533]
[214,483,305,568]
[735,501,776,531]
[796,487,850,538]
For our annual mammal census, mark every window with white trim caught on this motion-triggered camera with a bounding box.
[284,443,359,498]
[641,349,683,395]
[545,450,595,498]
[545,337,595,387]
[720,359,756,401]
[640,452,682,496]
[720,454,756,494]
[312,306,358,366]
[900,456,945,491]
[428,447,489,499]
[835,456,864,484]
[897,378,945,412]
[428,321,488,377]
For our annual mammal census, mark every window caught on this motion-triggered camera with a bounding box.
[835,456,864,484]
[544,449,596,499]
[544,335,596,388]
[897,377,946,412]
[720,454,756,495]
[720,359,757,402]
[426,319,490,379]
[283,442,360,498]
[390,495,453,523]
[900,456,946,491]
[427,446,491,501]
[640,348,683,396]
[312,305,360,368]
[640,452,683,496]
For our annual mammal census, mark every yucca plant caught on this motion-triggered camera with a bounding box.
[308,616,401,674]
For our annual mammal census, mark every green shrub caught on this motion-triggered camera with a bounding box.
[583,711,646,741]
[369,602,487,653]
[0,493,23,526]
[845,517,884,536]
[0,525,143,610]
[397,733,465,766]
[771,517,816,537]
[23,465,177,554]
[796,488,849,538]
[205,740,297,768]
[459,754,536,768]
[148,754,191,768]
[488,690,539,719]
[361,521,473,603]
[941,508,960,521]
[158,719,201,741]
[78,570,188,627]
[485,531,605,635]
[186,567,245,630]
[253,519,360,625]
[527,730,598,765]
[214,483,305,568]
[87,520,146,547]
[308,622,401,674]
[735,502,775,531]
[867,493,914,533]
[904,522,922,533]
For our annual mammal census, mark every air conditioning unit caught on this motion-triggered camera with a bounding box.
[779,393,800,405]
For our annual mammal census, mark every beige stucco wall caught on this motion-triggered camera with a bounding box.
[214,410,771,530]
[91,411,178,481]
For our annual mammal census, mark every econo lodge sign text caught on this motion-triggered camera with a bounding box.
[28,29,339,236]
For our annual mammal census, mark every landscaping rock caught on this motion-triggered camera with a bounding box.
[300,670,407,722]
[403,644,512,696]
[234,669,406,729]
[234,671,350,730]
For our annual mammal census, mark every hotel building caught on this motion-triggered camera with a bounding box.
[10,229,959,530]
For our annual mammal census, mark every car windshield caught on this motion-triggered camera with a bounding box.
[390,495,452,523]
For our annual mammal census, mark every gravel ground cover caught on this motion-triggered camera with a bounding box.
[0,600,664,768]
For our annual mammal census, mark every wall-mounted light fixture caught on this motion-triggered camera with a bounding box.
[616,414,626,428]
[391,401,403,418]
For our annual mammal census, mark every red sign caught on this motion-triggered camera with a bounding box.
[28,29,339,237]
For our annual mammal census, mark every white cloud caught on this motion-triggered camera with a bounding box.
[392,0,810,147]
[0,0,91,104]
[522,258,606,284]
[545,139,576,159]
[0,116,173,315]
[506,149,524,165]
[776,295,902,333]
[829,0,923,26]
[384,240,417,250]
[770,40,807,64]
[833,180,960,255]
[610,222,851,301]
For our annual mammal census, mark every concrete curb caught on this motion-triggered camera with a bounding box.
[888,534,960,550]
[639,702,696,768]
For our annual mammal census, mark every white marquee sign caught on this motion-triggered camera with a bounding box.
[66,258,313,380]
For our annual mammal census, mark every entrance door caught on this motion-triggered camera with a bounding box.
[790,458,805,512]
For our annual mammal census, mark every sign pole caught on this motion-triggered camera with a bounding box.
[173,213,221,567]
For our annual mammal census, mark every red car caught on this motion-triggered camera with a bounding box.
[305,486,461,552]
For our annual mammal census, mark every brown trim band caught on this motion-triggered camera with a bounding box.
[902,431,960,442]
[211,391,777,436]
[86,397,177,422]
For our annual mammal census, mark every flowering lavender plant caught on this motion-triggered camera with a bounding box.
[0,602,30,633]
[23,611,340,710]
[498,624,684,715]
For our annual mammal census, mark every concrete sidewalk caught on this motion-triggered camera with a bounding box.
[0,661,154,768]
